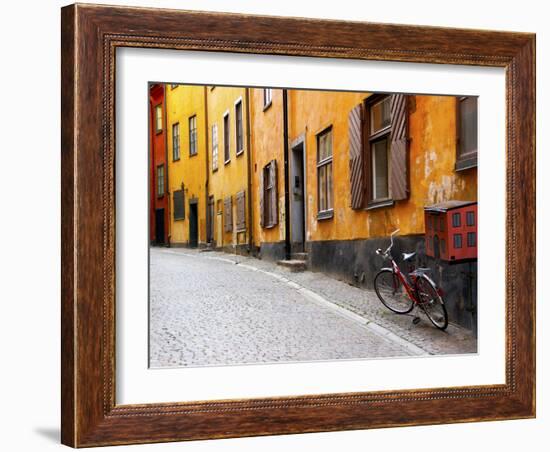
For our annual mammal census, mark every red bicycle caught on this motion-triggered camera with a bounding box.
[374,229,448,330]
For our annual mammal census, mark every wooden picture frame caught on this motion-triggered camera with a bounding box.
[61,3,535,447]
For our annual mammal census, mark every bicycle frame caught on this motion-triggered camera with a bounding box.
[382,257,422,305]
[376,229,422,305]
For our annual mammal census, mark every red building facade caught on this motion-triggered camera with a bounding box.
[149,84,169,245]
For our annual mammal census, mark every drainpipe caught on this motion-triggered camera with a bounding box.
[283,89,291,260]
[204,86,210,246]
[245,88,254,255]
[163,84,171,247]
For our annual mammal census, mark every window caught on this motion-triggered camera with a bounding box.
[172,123,180,161]
[189,115,197,156]
[156,165,164,197]
[368,96,391,202]
[154,104,163,133]
[235,100,244,155]
[223,113,230,164]
[452,212,461,227]
[467,232,476,247]
[211,124,218,171]
[453,233,463,249]
[261,160,278,228]
[173,189,185,220]
[348,94,409,210]
[466,211,475,226]
[456,96,478,170]
[317,128,333,217]
[263,88,272,109]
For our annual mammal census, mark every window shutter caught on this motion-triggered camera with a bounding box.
[270,160,278,226]
[389,94,409,200]
[224,196,233,232]
[236,190,246,232]
[349,103,366,209]
[259,170,265,228]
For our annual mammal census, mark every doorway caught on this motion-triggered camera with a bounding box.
[207,196,215,244]
[155,208,165,245]
[189,200,198,248]
[290,141,306,253]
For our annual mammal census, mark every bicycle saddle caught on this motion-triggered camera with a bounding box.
[402,252,416,261]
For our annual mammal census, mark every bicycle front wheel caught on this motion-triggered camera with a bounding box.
[415,276,448,330]
[374,269,414,314]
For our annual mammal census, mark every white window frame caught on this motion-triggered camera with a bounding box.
[211,124,219,172]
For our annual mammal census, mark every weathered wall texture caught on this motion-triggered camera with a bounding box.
[206,86,250,249]
[288,91,477,243]
[166,84,207,246]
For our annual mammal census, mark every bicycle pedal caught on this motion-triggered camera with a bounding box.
[412,316,421,325]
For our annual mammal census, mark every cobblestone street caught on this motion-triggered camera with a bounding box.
[149,247,476,368]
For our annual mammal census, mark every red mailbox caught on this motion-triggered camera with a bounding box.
[424,201,477,262]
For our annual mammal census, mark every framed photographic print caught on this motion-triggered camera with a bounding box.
[61,3,535,447]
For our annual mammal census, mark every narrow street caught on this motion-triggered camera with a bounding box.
[149,248,476,368]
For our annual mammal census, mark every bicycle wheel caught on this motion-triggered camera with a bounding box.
[415,275,448,330]
[374,269,414,314]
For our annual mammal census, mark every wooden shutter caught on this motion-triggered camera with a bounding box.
[259,170,265,228]
[389,94,409,200]
[173,190,185,220]
[270,160,278,226]
[349,103,366,209]
[224,196,233,232]
[236,191,246,232]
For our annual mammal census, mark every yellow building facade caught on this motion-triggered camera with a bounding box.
[165,84,208,247]
[206,86,251,251]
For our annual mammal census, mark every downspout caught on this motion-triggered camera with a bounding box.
[149,93,155,245]
[245,88,254,255]
[282,89,291,260]
[204,86,210,246]
[163,84,171,247]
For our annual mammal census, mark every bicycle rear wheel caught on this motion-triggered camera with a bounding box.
[415,276,448,330]
[374,269,414,314]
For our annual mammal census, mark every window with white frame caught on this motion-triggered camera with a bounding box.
[235,100,244,155]
[172,123,180,161]
[154,104,163,133]
[211,124,218,171]
[156,164,164,197]
[189,115,197,156]
[368,96,391,201]
[223,113,230,164]
[317,127,333,217]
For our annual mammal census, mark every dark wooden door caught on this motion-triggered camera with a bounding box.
[189,203,198,248]
[155,208,165,245]
[207,196,214,244]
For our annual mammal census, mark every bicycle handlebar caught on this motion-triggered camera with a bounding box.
[376,229,400,258]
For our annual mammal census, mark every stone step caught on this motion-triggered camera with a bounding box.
[276,259,307,272]
[291,252,308,262]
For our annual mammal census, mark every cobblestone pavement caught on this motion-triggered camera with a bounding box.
[149,248,476,368]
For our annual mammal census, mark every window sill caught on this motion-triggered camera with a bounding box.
[174,217,185,222]
[455,156,478,172]
[173,158,180,162]
[224,159,231,165]
[236,149,244,157]
[189,152,198,158]
[317,209,334,221]
[263,101,272,112]
[365,199,394,210]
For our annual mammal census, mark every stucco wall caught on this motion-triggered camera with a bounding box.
[250,88,286,248]
[206,86,250,248]
[287,91,477,242]
[166,84,208,246]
